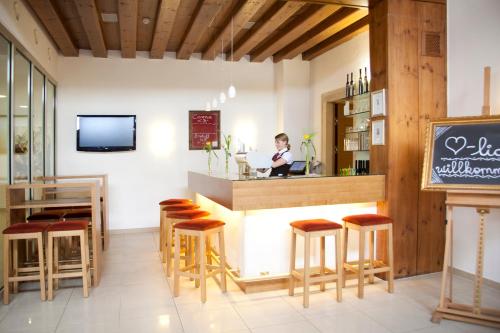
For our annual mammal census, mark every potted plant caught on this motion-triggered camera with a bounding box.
[222,134,232,175]
[301,133,316,175]
[204,140,218,174]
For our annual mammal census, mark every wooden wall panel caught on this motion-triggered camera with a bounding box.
[416,1,446,274]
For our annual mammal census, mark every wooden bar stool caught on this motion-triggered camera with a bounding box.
[289,219,343,308]
[3,222,49,304]
[159,199,192,251]
[342,214,394,298]
[160,203,199,263]
[164,209,210,276]
[173,219,226,303]
[27,212,64,222]
[46,220,91,300]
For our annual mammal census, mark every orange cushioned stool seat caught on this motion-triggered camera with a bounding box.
[3,222,50,234]
[47,220,89,232]
[159,199,193,252]
[342,214,394,299]
[290,219,343,232]
[167,210,210,220]
[342,214,393,226]
[63,211,92,220]
[289,219,343,308]
[27,212,63,222]
[173,219,226,303]
[159,198,192,205]
[3,222,49,304]
[163,203,200,211]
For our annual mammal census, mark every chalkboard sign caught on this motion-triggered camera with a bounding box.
[189,111,220,150]
[422,116,500,190]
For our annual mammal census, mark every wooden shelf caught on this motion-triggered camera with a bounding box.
[344,110,371,118]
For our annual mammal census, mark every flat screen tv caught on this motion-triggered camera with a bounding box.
[77,115,136,152]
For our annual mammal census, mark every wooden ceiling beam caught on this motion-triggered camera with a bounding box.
[177,0,224,60]
[250,4,340,62]
[150,0,181,59]
[73,0,107,57]
[231,1,305,61]
[281,0,368,8]
[25,0,78,56]
[201,0,269,61]
[118,0,138,58]
[302,15,369,60]
[272,7,367,62]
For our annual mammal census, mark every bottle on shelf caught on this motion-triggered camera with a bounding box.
[345,73,350,97]
[349,72,354,97]
[364,67,369,93]
[358,68,363,95]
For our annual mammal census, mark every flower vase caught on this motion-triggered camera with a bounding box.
[305,146,311,175]
[208,153,212,174]
[225,156,229,175]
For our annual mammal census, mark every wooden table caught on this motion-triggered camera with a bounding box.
[5,182,103,286]
[34,175,110,250]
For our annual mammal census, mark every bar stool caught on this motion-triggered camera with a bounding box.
[3,222,49,304]
[161,203,200,263]
[289,219,343,308]
[164,209,210,276]
[159,199,192,251]
[342,214,394,298]
[173,219,226,303]
[46,220,91,300]
[62,210,93,259]
[27,211,64,222]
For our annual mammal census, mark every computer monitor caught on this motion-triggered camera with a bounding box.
[289,161,307,175]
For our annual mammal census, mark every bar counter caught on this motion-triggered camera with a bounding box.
[188,171,386,292]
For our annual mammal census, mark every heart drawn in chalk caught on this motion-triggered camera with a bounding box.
[444,136,467,156]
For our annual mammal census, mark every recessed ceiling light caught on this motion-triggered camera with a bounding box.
[19,105,28,109]
[101,13,118,23]
[142,17,151,25]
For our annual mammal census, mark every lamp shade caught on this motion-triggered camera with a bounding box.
[228,85,236,98]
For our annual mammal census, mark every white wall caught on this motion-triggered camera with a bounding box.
[0,0,58,78]
[275,57,310,159]
[56,51,277,230]
[309,32,370,162]
[448,0,500,282]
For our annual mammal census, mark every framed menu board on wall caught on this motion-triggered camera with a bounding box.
[189,110,220,150]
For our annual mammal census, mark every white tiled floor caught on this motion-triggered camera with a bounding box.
[1,231,499,333]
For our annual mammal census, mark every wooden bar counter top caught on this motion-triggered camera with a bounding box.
[188,171,386,211]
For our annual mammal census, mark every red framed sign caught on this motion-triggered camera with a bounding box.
[189,110,220,150]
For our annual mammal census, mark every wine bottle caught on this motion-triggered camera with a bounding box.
[364,67,369,93]
[350,72,354,97]
[345,73,350,97]
[358,68,363,95]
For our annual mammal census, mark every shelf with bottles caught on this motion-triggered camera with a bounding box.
[345,67,370,99]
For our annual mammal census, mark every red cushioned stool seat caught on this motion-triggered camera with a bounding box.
[47,220,89,232]
[342,214,393,226]
[174,219,225,231]
[163,203,200,211]
[27,212,63,221]
[63,211,92,219]
[3,222,50,234]
[159,198,192,205]
[167,210,210,220]
[290,219,342,232]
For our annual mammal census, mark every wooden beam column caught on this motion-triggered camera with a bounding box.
[26,0,78,56]
[74,0,107,57]
[150,0,181,59]
[118,0,139,58]
[369,0,446,278]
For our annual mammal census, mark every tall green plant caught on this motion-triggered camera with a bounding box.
[222,134,232,175]
[204,141,218,174]
[301,133,316,175]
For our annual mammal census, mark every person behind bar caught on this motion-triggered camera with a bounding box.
[269,133,293,177]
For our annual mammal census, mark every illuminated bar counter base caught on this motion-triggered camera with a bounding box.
[188,171,386,293]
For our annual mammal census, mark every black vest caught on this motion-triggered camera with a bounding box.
[270,150,291,177]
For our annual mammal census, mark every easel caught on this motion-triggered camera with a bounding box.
[431,67,500,328]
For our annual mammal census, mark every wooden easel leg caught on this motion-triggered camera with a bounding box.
[473,208,489,315]
[439,206,453,309]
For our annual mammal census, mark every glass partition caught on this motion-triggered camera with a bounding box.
[0,35,10,290]
[13,51,30,183]
[45,81,55,177]
[31,68,44,183]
